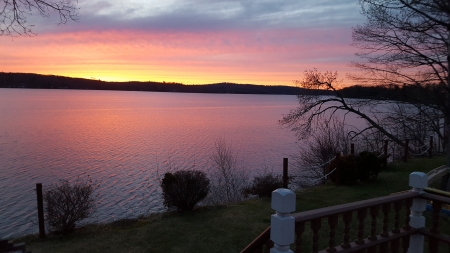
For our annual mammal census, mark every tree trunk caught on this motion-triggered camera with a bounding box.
[446,116,449,166]
[447,5,450,167]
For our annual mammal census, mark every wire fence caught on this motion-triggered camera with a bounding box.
[285,136,441,188]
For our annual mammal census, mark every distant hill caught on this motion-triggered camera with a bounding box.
[2,72,431,103]
[0,72,333,96]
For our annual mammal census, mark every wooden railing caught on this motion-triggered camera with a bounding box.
[427,165,450,191]
[241,171,450,253]
[419,190,450,252]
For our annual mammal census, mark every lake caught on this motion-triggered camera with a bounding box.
[0,88,300,239]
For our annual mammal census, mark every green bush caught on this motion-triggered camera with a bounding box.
[356,151,382,181]
[44,178,99,234]
[243,173,283,198]
[161,170,210,212]
[327,155,358,185]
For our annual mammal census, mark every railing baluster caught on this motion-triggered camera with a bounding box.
[408,172,428,253]
[401,236,410,253]
[429,200,443,253]
[381,203,390,237]
[254,245,263,253]
[403,198,412,231]
[367,245,376,253]
[311,218,322,253]
[429,236,438,253]
[327,215,338,252]
[266,241,274,253]
[391,238,400,253]
[367,206,380,253]
[379,241,388,252]
[295,222,305,253]
[253,244,266,253]
[431,200,442,234]
[356,208,367,245]
[392,201,402,234]
[369,206,379,241]
[341,211,352,249]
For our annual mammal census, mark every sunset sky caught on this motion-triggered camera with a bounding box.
[1,0,366,85]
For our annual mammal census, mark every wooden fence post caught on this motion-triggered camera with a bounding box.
[335,153,341,185]
[442,127,450,153]
[36,183,46,239]
[428,136,433,158]
[383,140,388,169]
[407,172,428,253]
[283,158,288,188]
[438,136,441,154]
[403,140,409,163]
[271,189,296,253]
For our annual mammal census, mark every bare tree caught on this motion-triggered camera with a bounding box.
[206,139,249,204]
[352,0,448,88]
[382,103,443,147]
[351,0,449,164]
[1,0,78,36]
[281,69,404,144]
[282,0,450,166]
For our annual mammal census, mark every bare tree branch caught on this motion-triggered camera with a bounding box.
[0,0,78,36]
[281,69,404,146]
[351,0,449,165]
[351,0,448,88]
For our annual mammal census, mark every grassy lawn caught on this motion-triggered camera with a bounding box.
[16,156,447,253]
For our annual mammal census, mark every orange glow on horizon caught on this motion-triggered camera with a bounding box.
[1,29,360,86]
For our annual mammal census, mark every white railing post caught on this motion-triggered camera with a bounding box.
[270,188,296,253]
[407,172,428,253]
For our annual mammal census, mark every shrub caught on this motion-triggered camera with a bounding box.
[327,155,358,185]
[161,170,210,212]
[243,172,283,198]
[44,178,99,234]
[356,151,382,181]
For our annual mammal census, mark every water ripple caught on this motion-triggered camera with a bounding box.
[0,89,299,239]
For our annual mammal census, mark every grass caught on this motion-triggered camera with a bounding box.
[16,156,447,253]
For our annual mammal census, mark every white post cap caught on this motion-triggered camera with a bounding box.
[271,188,296,213]
[409,172,428,189]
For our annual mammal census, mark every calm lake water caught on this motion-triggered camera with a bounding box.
[0,88,300,238]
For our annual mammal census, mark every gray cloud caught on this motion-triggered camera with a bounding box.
[33,0,365,34]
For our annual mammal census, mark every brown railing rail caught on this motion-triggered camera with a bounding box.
[242,189,450,253]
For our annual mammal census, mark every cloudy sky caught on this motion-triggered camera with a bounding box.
[1,0,366,85]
